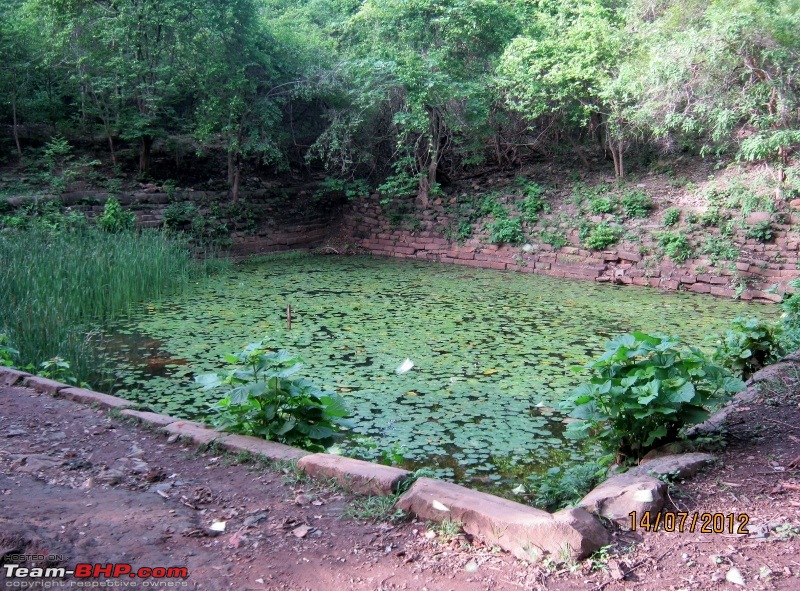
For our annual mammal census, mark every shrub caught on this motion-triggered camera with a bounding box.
[656,231,693,262]
[97,197,136,233]
[588,196,614,215]
[712,317,784,380]
[526,463,606,512]
[621,190,652,218]
[699,235,739,264]
[662,207,681,226]
[539,230,568,249]
[561,332,745,461]
[517,194,547,223]
[745,220,774,242]
[0,333,18,367]
[582,222,621,250]
[196,338,352,452]
[487,216,524,245]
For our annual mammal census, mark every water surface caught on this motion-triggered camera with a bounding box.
[107,255,776,486]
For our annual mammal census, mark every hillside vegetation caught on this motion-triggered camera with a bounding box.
[0,0,798,204]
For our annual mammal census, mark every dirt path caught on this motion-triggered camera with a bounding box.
[1,382,800,591]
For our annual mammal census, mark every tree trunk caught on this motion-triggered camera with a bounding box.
[139,135,153,174]
[232,158,241,201]
[11,91,22,157]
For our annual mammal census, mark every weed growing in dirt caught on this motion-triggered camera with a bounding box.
[342,495,405,523]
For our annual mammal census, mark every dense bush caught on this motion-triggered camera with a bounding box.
[712,317,784,380]
[562,332,745,461]
[197,338,351,451]
[97,197,136,233]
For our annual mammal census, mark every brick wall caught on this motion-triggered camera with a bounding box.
[334,195,799,304]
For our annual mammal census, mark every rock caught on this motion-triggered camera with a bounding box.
[17,455,62,474]
[748,362,797,385]
[396,477,609,561]
[790,199,800,210]
[746,212,771,225]
[579,473,666,527]
[630,453,716,479]
[296,454,410,496]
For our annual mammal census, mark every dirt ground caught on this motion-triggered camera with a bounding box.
[1,377,800,591]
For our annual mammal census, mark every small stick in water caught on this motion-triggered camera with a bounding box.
[286,303,292,331]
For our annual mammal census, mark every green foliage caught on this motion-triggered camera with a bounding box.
[487,216,524,245]
[582,222,621,250]
[526,463,606,512]
[318,177,370,201]
[196,338,352,452]
[539,230,568,249]
[562,332,745,460]
[588,196,614,215]
[0,219,210,384]
[342,495,405,523]
[621,190,652,219]
[699,236,739,265]
[97,197,136,233]
[39,356,82,387]
[163,201,231,247]
[745,220,774,243]
[712,317,784,380]
[517,193,548,223]
[656,231,693,262]
[662,207,681,227]
[0,333,19,367]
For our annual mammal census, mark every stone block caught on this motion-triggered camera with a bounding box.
[579,473,666,527]
[0,366,30,386]
[120,409,179,427]
[297,454,410,495]
[396,478,609,560]
[218,433,309,462]
[630,453,716,479]
[162,420,221,446]
[21,375,70,395]
[58,387,133,410]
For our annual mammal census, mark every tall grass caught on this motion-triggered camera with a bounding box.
[0,226,211,384]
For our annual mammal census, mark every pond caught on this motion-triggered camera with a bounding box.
[105,254,776,489]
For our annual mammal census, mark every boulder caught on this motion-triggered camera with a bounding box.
[579,473,666,528]
[396,477,609,561]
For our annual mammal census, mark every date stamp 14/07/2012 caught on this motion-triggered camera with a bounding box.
[629,512,750,534]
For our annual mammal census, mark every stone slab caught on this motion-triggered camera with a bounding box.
[162,420,221,446]
[22,375,70,394]
[579,473,666,527]
[0,367,30,387]
[218,433,309,462]
[120,409,179,427]
[396,477,609,561]
[58,387,133,410]
[296,453,410,495]
[630,453,715,480]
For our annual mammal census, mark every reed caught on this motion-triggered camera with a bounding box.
[0,226,207,383]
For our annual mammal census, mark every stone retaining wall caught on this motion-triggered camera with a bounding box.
[335,195,800,304]
[4,186,344,256]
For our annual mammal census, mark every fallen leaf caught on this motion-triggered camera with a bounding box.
[431,500,450,512]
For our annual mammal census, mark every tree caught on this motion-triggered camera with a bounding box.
[497,0,629,175]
